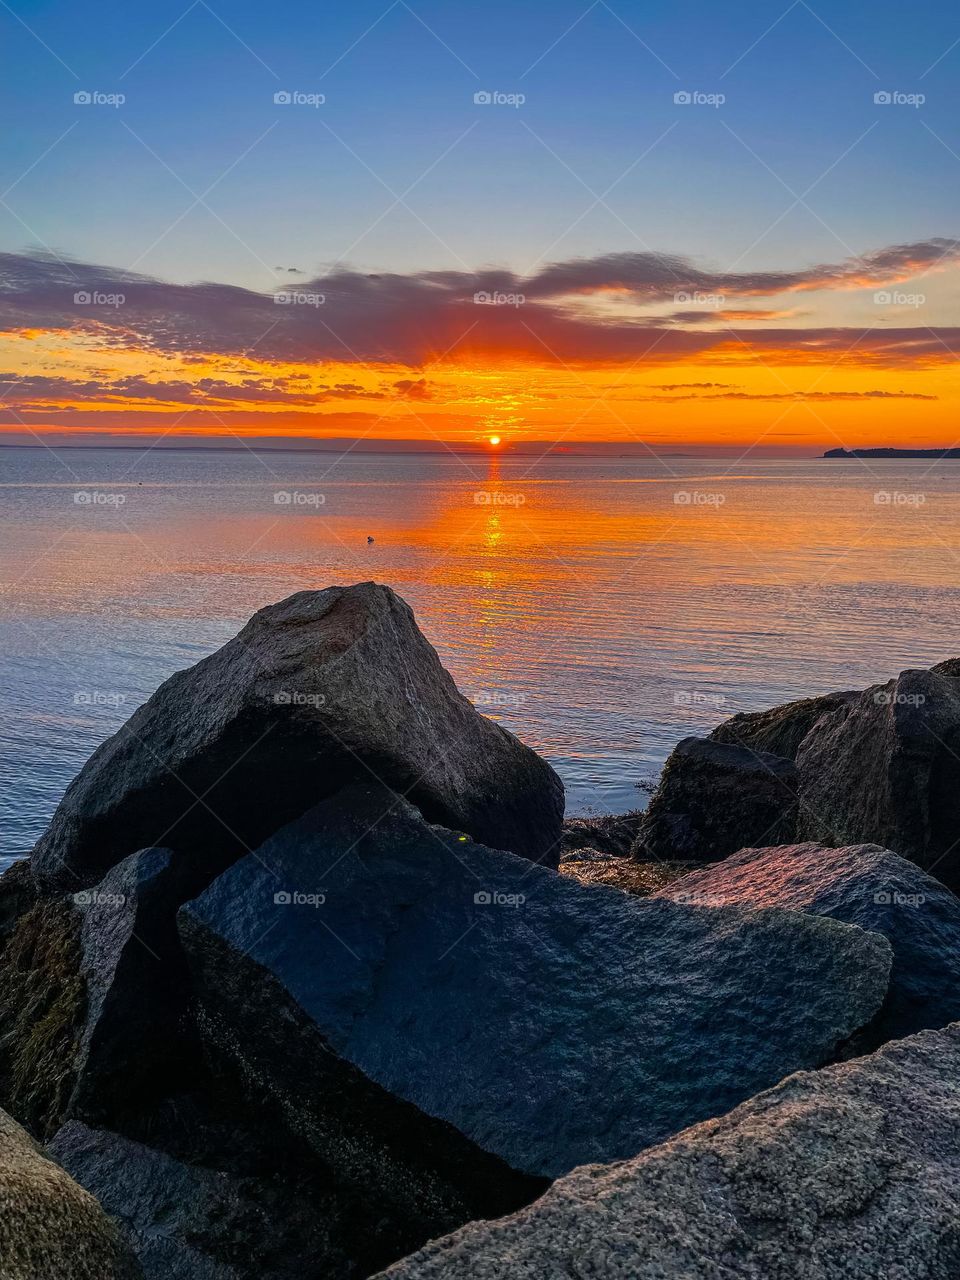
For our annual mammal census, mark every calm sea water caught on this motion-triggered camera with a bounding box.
[2,445,960,868]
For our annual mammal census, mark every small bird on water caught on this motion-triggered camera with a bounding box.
[367,535,375,543]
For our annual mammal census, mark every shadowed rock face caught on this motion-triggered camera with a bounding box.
[632,737,799,862]
[377,1023,960,1280]
[655,842,960,1045]
[709,690,857,760]
[31,583,564,892]
[0,1108,141,1279]
[796,668,960,884]
[179,783,890,1185]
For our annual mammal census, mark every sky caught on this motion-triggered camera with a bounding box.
[0,0,958,453]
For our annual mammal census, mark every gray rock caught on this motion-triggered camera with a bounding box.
[32,583,564,891]
[656,842,960,1044]
[560,811,644,859]
[632,736,799,862]
[179,783,890,1183]
[0,859,37,946]
[0,1107,141,1279]
[796,667,960,885]
[69,849,203,1126]
[710,689,857,759]
[377,1022,960,1280]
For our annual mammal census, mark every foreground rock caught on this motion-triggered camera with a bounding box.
[559,811,644,859]
[657,842,960,1045]
[32,583,564,891]
[0,1107,140,1278]
[796,667,960,884]
[379,1022,960,1279]
[710,689,856,759]
[180,783,890,1185]
[632,737,799,862]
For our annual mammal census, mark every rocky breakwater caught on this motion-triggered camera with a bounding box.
[0,583,902,1278]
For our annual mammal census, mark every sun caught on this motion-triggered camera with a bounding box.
[488,435,502,447]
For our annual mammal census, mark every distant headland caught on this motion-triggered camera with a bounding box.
[824,447,960,459]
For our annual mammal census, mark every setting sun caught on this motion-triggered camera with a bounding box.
[488,436,502,447]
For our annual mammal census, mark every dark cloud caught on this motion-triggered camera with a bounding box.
[0,242,956,371]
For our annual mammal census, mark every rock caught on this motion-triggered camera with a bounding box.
[48,1120,368,1280]
[632,737,799,862]
[656,842,960,1045]
[0,860,38,946]
[710,689,856,759]
[377,1022,960,1280]
[0,896,85,1139]
[68,849,203,1127]
[796,667,960,884]
[0,1106,140,1278]
[560,811,644,859]
[179,783,890,1184]
[31,583,564,892]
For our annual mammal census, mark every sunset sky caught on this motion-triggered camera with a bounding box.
[1,0,959,454]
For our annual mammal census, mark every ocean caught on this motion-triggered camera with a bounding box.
[2,444,959,868]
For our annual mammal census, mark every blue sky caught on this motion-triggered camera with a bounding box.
[3,0,959,291]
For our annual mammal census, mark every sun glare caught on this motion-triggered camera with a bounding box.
[488,435,502,447]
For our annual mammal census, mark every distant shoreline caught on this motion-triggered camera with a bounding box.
[824,448,960,459]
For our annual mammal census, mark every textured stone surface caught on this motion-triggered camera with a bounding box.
[560,811,644,859]
[632,737,799,862]
[0,861,37,947]
[560,857,695,896]
[180,783,890,1182]
[69,849,203,1126]
[378,1023,960,1280]
[656,842,960,1045]
[0,1107,140,1279]
[32,583,564,891]
[710,689,856,759]
[796,667,960,885]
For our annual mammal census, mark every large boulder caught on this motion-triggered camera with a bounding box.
[0,1106,140,1278]
[179,783,890,1185]
[31,583,564,892]
[796,667,960,884]
[632,737,799,862]
[656,842,960,1044]
[378,1022,960,1280]
[710,689,856,759]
